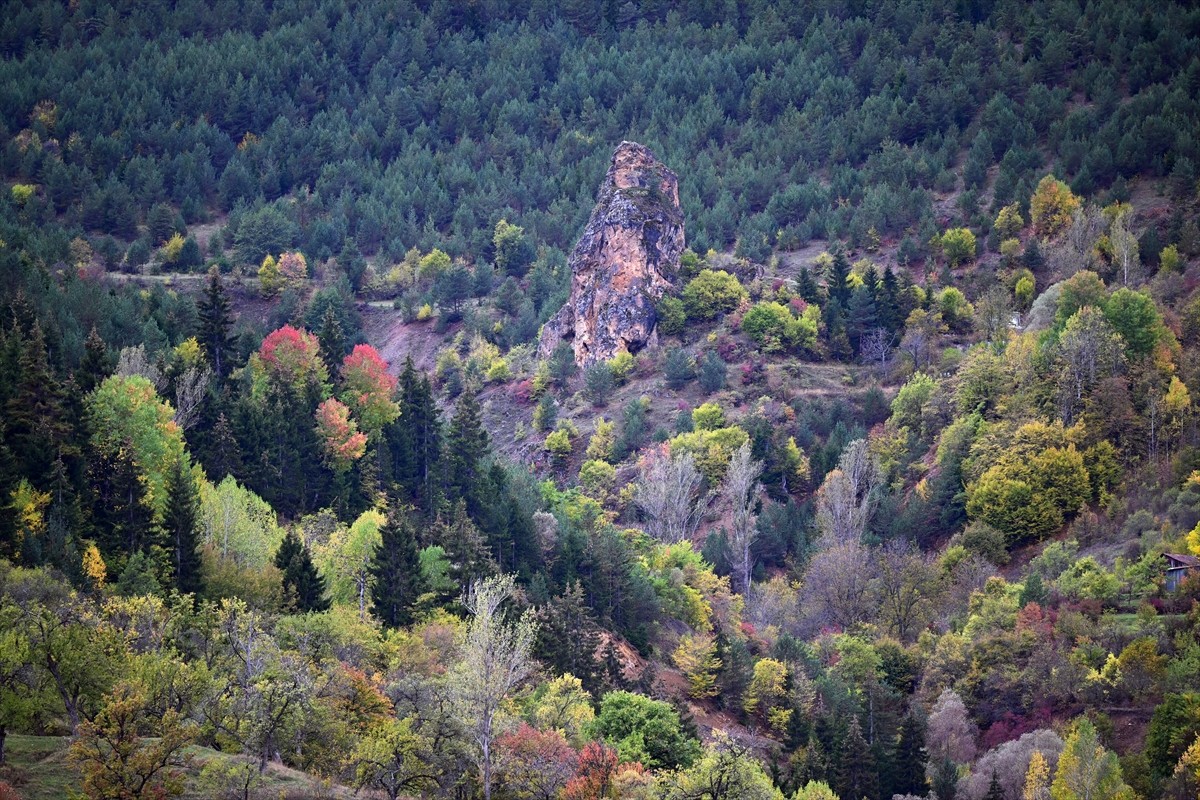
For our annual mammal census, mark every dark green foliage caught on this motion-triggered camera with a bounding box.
[6,324,76,486]
[1146,693,1200,782]
[663,347,694,389]
[275,530,330,613]
[835,716,878,800]
[77,327,113,395]
[931,758,958,800]
[197,268,235,379]
[116,550,162,597]
[583,362,615,407]
[88,445,155,567]
[444,391,489,513]
[548,343,576,391]
[534,581,603,693]
[163,458,203,597]
[389,358,441,514]
[369,510,422,628]
[697,351,726,394]
[656,295,687,336]
[984,771,1004,800]
[892,710,928,798]
[317,305,347,376]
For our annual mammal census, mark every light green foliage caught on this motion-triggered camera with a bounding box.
[579,459,616,496]
[1103,287,1167,358]
[198,476,284,568]
[692,402,726,431]
[1160,244,1183,273]
[936,286,974,331]
[682,269,747,321]
[669,426,750,482]
[741,301,819,351]
[1055,557,1120,604]
[657,295,687,335]
[1051,718,1133,800]
[672,633,721,699]
[940,228,977,266]
[657,733,784,800]
[891,372,936,433]
[10,184,35,206]
[1055,270,1107,329]
[316,509,384,613]
[87,374,186,518]
[609,351,636,383]
[994,204,1025,239]
[526,673,594,747]
[588,690,701,770]
[347,716,437,799]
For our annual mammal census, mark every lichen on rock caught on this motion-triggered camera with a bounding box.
[538,141,685,366]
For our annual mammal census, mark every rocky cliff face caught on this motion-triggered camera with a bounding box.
[538,141,685,366]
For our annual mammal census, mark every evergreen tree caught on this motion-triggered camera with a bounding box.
[88,444,154,565]
[893,709,928,797]
[163,458,202,597]
[317,305,347,376]
[826,246,851,307]
[430,500,495,589]
[534,581,603,692]
[984,770,1004,800]
[796,266,823,304]
[390,357,441,513]
[846,286,879,356]
[444,391,488,510]
[369,508,422,628]
[836,716,879,800]
[207,411,244,482]
[6,323,74,485]
[878,268,902,333]
[197,266,235,379]
[274,530,330,613]
[78,326,113,394]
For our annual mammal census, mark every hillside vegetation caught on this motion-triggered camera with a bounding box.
[2,2,1200,800]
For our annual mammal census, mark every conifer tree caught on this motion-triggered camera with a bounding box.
[317,305,346,376]
[826,246,851,307]
[275,530,330,612]
[163,458,202,597]
[836,716,879,800]
[197,267,235,379]
[390,357,441,513]
[985,770,1005,800]
[88,444,154,564]
[445,390,488,510]
[369,508,422,628]
[6,323,74,485]
[893,709,928,797]
[207,412,243,482]
[78,326,113,394]
[878,267,903,333]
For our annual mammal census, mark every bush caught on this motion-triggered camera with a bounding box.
[940,228,977,266]
[741,301,819,352]
[609,351,636,383]
[657,295,687,335]
[692,402,726,431]
[682,269,747,321]
[663,347,695,389]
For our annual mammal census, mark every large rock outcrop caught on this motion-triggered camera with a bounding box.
[538,141,685,366]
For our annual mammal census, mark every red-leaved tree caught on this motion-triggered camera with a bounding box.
[340,344,399,434]
[496,723,578,800]
[315,397,367,472]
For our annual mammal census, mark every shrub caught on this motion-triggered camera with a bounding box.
[657,295,687,335]
[741,301,819,352]
[609,351,636,383]
[940,228,977,266]
[697,351,726,393]
[682,269,747,321]
[692,402,726,431]
[663,348,695,389]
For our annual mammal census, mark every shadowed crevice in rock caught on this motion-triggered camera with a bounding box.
[538,141,685,366]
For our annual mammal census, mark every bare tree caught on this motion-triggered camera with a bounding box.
[635,448,711,544]
[800,538,877,631]
[859,327,895,369]
[454,574,537,800]
[116,345,166,393]
[174,364,212,430]
[875,539,943,642]
[1055,306,1124,424]
[959,729,1064,800]
[814,439,880,544]
[974,287,1014,350]
[1109,213,1140,286]
[926,689,978,767]
[722,441,763,595]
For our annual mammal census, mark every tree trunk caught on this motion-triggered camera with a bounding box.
[0,724,6,766]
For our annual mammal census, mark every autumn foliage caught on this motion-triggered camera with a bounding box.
[340,344,399,433]
[257,325,328,392]
[315,397,367,471]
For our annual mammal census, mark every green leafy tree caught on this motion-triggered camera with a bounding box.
[683,269,747,321]
[1050,718,1133,800]
[587,690,701,769]
[941,228,977,266]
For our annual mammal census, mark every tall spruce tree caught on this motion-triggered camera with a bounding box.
[390,357,441,513]
[275,530,330,612]
[368,508,422,628]
[6,323,74,485]
[892,709,928,797]
[317,305,346,376]
[197,267,235,379]
[163,458,203,596]
[826,245,851,307]
[78,326,113,394]
[836,716,879,800]
[444,390,488,511]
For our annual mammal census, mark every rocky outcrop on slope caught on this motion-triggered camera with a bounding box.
[538,141,685,366]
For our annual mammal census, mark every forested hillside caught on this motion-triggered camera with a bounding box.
[2,1,1200,799]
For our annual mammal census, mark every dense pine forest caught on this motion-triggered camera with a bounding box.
[2,1,1200,798]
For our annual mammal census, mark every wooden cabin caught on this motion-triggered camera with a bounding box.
[1163,553,1200,592]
